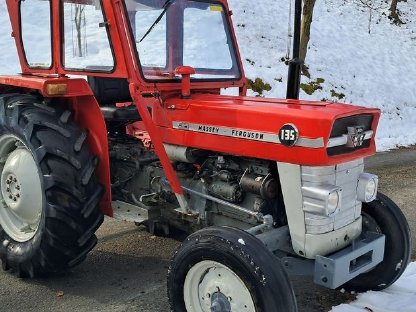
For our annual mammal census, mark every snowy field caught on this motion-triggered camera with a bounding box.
[0,1,415,311]
[331,262,416,312]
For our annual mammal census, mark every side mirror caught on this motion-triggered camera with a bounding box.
[175,66,196,99]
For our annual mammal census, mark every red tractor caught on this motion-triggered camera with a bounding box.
[0,0,411,311]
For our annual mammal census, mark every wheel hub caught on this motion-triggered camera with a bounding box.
[184,260,256,312]
[4,174,21,206]
[0,135,43,242]
[210,291,231,312]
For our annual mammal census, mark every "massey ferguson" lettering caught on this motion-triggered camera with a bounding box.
[198,125,220,134]
[231,129,264,140]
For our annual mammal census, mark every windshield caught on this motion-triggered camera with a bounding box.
[125,0,241,81]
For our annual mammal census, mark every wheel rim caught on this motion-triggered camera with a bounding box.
[184,260,256,312]
[0,135,43,242]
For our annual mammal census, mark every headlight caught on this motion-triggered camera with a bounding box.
[357,173,378,202]
[302,185,342,217]
[327,190,340,214]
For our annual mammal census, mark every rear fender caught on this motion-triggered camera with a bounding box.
[0,76,112,216]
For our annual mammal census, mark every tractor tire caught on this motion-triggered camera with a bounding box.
[167,226,298,312]
[0,93,104,277]
[343,192,411,292]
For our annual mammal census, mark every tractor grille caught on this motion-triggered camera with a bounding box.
[301,159,363,234]
[327,114,373,156]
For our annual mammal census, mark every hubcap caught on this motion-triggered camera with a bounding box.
[0,135,43,242]
[184,260,256,312]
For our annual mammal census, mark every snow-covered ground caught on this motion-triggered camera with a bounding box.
[0,2,415,310]
[331,262,416,312]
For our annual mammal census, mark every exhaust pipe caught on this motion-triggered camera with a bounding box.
[286,0,303,100]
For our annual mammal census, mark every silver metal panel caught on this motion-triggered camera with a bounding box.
[172,121,324,148]
[301,159,364,234]
[327,131,373,148]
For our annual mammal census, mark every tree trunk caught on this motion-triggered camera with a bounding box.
[74,5,84,57]
[389,0,402,24]
[300,0,316,76]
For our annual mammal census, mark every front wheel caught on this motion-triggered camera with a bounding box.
[343,192,412,292]
[167,226,297,312]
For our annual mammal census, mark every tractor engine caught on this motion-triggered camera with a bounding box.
[109,132,287,230]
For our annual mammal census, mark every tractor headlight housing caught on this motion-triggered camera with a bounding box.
[302,185,342,217]
[357,173,378,203]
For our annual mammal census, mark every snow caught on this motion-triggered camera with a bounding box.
[331,262,416,312]
[1,0,416,150]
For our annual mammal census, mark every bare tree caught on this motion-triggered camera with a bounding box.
[74,5,85,57]
[300,0,316,77]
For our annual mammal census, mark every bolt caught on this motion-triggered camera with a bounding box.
[13,178,17,183]
[228,297,232,302]
[6,188,9,192]
[206,293,211,298]
[215,286,220,292]
[16,194,20,198]
[8,176,12,181]
[8,195,12,199]
[16,185,20,190]
[13,197,16,202]
[6,180,10,185]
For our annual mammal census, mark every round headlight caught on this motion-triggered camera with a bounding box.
[327,191,340,214]
[365,179,377,201]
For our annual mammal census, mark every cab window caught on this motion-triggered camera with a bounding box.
[20,0,53,69]
[61,0,115,72]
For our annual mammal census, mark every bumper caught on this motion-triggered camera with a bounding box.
[314,232,385,289]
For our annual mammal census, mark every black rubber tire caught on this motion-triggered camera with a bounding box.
[343,192,412,292]
[167,226,298,312]
[0,93,104,277]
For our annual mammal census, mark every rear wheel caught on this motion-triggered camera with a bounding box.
[343,192,411,291]
[167,226,297,312]
[0,94,104,277]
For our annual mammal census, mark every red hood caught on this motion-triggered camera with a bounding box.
[153,94,380,166]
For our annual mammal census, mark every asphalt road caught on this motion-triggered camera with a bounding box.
[0,148,415,312]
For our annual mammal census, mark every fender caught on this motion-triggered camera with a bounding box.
[0,75,112,216]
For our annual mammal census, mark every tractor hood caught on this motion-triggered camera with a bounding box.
[154,94,380,166]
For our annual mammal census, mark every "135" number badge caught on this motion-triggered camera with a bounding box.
[279,124,299,147]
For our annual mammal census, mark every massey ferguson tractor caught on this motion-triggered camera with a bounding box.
[0,0,412,311]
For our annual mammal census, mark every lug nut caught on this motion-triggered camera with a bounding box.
[13,178,17,183]
[16,194,20,198]
[16,185,20,190]
[6,180,10,184]
[6,188,9,192]
[8,195,12,199]
[13,197,16,202]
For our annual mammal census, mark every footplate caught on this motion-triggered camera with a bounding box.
[112,200,160,223]
[314,232,385,289]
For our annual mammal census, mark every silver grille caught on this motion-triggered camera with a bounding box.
[301,159,363,234]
